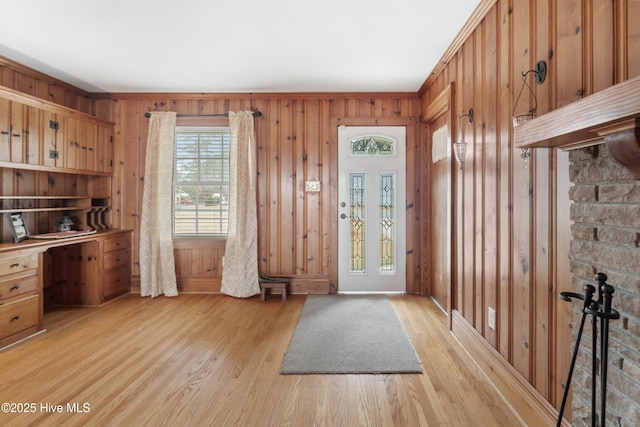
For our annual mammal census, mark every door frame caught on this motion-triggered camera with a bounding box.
[421,83,456,327]
[337,125,407,293]
[329,117,417,294]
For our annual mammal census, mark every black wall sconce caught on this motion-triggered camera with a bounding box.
[513,60,547,161]
[455,109,473,169]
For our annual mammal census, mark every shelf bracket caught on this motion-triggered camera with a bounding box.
[595,119,640,180]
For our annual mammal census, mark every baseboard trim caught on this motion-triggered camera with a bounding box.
[130,274,330,295]
[451,311,569,427]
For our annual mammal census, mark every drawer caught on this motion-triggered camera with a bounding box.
[0,295,39,338]
[104,264,130,300]
[104,248,130,270]
[104,235,130,253]
[0,272,38,301]
[0,253,38,277]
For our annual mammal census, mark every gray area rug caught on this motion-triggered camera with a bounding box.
[280,294,422,374]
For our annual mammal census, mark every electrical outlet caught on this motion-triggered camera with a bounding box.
[488,307,496,331]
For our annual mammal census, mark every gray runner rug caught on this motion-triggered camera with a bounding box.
[280,294,422,374]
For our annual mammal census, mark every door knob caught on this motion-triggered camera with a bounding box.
[340,213,347,219]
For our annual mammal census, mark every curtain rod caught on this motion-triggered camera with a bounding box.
[144,111,262,118]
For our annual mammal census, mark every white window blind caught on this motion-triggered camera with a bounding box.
[173,127,230,236]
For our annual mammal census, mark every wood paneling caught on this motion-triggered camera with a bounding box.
[113,93,421,295]
[2,0,638,422]
[0,56,97,117]
[419,0,640,421]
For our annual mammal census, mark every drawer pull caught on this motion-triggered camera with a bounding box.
[10,284,20,291]
[10,262,20,268]
[11,315,20,322]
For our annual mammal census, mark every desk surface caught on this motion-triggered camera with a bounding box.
[30,230,98,240]
[0,229,130,254]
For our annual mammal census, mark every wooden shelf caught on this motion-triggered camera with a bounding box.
[0,161,113,177]
[0,196,90,200]
[514,75,640,179]
[0,207,91,214]
[514,75,640,150]
[0,195,94,214]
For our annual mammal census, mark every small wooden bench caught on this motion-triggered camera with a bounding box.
[259,276,291,301]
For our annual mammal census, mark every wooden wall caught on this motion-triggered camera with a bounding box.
[0,57,97,117]
[419,0,640,422]
[3,0,639,422]
[0,57,425,296]
[109,94,422,294]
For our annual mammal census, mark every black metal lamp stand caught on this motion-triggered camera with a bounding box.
[556,273,620,427]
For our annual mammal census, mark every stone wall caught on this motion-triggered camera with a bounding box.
[568,144,640,426]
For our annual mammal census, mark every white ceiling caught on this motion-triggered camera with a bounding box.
[0,0,480,93]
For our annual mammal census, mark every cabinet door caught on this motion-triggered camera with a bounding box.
[54,114,65,168]
[10,102,24,163]
[41,111,62,168]
[26,106,41,166]
[0,295,39,338]
[98,124,114,174]
[64,116,78,170]
[85,122,98,172]
[0,101,27,164]
[0,98,9,162]
[76,119,88,171]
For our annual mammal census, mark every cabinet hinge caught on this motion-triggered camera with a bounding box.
[110,136,113,143]
[49,120,59,130]
[49,150,59,159]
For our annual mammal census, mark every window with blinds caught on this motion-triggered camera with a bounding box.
[174,127,230,236]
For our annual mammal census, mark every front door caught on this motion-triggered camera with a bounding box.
[337,126,406,293]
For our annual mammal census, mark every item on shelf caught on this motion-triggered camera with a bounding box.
[88,207,112,231]
[8,212,29,242]
[56,215,74,232]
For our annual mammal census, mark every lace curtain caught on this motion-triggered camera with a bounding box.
[139,111,178,297]
[220,111,260,298]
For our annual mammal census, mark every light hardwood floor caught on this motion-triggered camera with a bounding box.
[0,294,524,426]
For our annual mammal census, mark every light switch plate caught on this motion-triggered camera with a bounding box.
[305,181,321,192]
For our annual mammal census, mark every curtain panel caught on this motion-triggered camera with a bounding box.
[220,111,260,298]
[139,111,179,297]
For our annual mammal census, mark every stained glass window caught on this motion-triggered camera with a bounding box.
[349,173,366,273]
[379,173,395,273]
[350,136,395,156]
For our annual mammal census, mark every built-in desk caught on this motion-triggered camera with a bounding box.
[0,230,131,349]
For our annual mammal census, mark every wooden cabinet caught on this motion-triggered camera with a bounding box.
[0,85,114,176]
[0,170,112,237]
[0,97,9,162]
[0,97,26,164]
[51,114,110,174]
[40,110,63,168]
[102,233,131,301]
[0,84,125,350]
[97,123,114,174]
[0,250,41,349]
[45,230,131,306]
